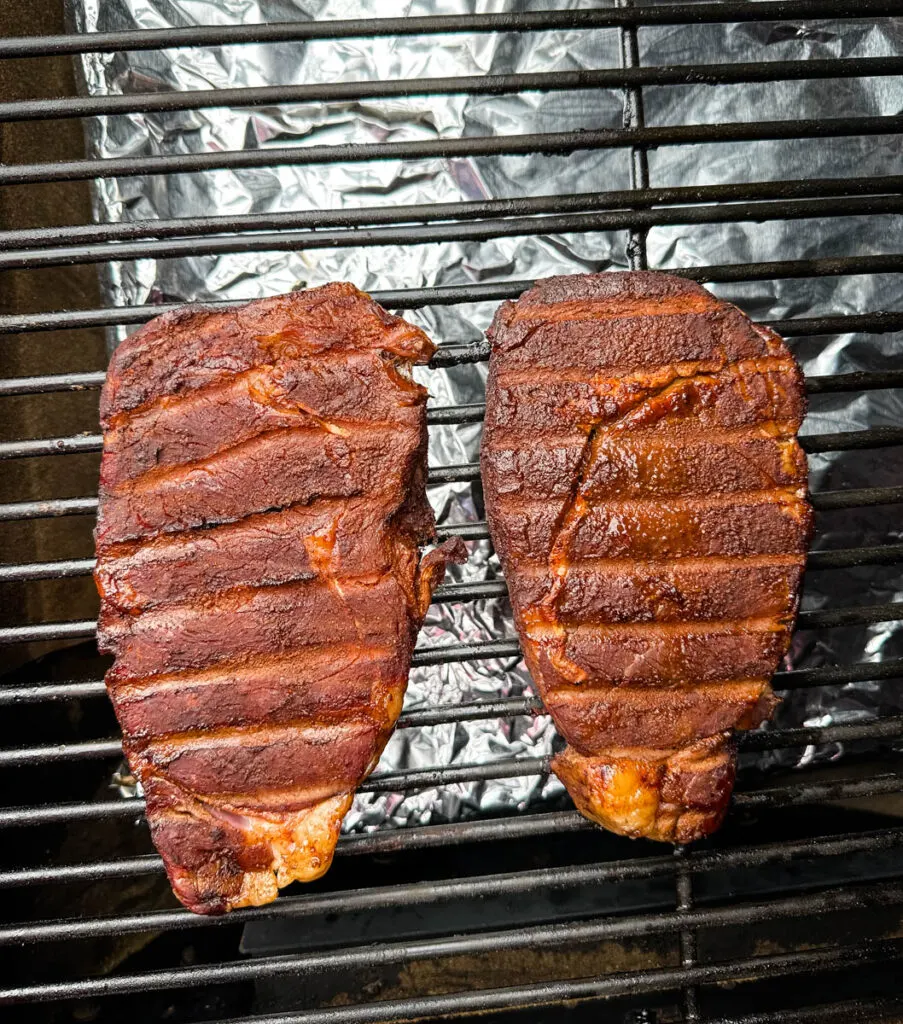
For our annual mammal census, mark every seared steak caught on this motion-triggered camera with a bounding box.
[95,284,463,914]
[482,272,812,843]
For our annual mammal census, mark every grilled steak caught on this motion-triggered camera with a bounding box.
[482,272,812,843]
[95,284,463,914]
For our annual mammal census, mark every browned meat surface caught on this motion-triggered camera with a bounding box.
[95,283,463,914]
[482,272,812,843]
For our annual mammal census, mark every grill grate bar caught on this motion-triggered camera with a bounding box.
[5,200,902,272]
[3,412,901,463]
[0,557,94,583]
[3,174,900,253]
[4,814,903,896]
[3,656,901,709]
[427,426,903,483]
[0,2,896,58]
[0,371,106,397]
[4,883,903,1005]
[0,490,898,538]
[5,710,902,771]
[799,426,903,453]
[705,998,903,1024]
[1,765,900,835]
[2,599,901,647]
[807,485,903,511]
[805,370,903,394]
[188,942,903,1024]
[6,539,899,585]
[2,822,902,941]
[2,115,900,188]
[2,295,901,338]
[4,58,901,125]
[1,365,901,403]
[0,481,898,528]
[674,846,700,1023]
[10,1,903,57]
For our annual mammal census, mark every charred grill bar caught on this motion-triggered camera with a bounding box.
[1,1,902,1021]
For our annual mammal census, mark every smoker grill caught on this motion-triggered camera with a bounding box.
[1,1,903,1021]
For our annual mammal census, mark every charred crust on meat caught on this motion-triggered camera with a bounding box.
[482,271,811,844]
[95,283,464,914]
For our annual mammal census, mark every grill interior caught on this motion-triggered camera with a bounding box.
[1,2,903,1021]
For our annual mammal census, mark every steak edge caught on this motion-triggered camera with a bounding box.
[481,271,812,843]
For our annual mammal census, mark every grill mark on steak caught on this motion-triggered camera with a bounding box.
[525,616,788,638]
[517,553,805,571]
[492,498,809,566]
[96,422,419,546]
[108,644,393,693]
[102,356,423,490]
[95,498,399,612]
[506,291,716,324]
[95,283,465,914]
[106,421,411,496]
[104,346,424,428]
[100,553,412,681]
[493,488,807,510]
[491,309,775,371]
[482,271,811,844]
[545,681,777,750]
[101,283,430,422]
[109,649,394,738]
[493,355,795,386]
[485,436,805,500]
[513,561,804,625]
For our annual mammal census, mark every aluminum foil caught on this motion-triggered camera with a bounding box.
[68,0,903,826]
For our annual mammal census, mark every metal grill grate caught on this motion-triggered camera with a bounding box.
[1,2,902,1021]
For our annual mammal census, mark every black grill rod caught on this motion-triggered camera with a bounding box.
[2,173,901,253]
[3,654,901,710]
[8,1,903,59]
[168,942,903,1024]
[5,712,903,772]
[3,366,902,401]
[4,199,902,271]
[488,485,903,519]
[704,996,903,1024]
[3,424,900,462]
[0,2,898,58]
[806,369,903,394]
[807,484,903,511]
[6,359,895,426]
[3,884,903,1005]
[1,292,900,339]
[4,58,902,125]
[186,944,903,1024]
[3,769,903,831]
[618,0,649,273]
[2,293,902,338]
[6,537,899,586]
[1,115,900,188]
[4,822,903,943]
[427,428,903,483]
[1,596,901,648]
[0,371,106,397]
[3,814,903,895]
[674,846,700,1022]
[801,425,903,453]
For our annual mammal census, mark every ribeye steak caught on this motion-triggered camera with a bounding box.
[481,272,811,843]
[96,284,462,913]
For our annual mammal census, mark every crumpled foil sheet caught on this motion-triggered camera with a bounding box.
[68,0,903,828]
